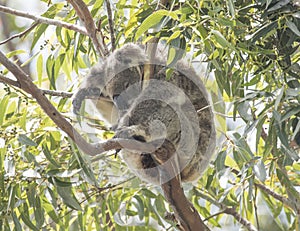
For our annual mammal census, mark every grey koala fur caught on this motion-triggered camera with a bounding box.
[72,43,216,185]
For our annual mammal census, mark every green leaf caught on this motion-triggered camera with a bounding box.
[46,55,56,90]
[211,30,235,50]
[237,101,253,121]
[267,0,290,12]
[166,37,186,78]
[167,30,182,43]
[37,54,43,87]
[249,21,277,42]
[231,132,254,161]
[286,21,300,37]
[154,194,167,217]
[6,50,26,58]
[141,188,157,198]
[0,95,9,125]
[280,106,300,122]
[91,0,104,16]
[227,0,235,17]
[31,24,49,50]
[12,212,22,231]
[49,177,73,187]
[44,202,60,224]
[20,203,39,231]
[253,159,267,182]
[71,143,98,186]
[42,144,60,167]
[135,10,178,40]
[27,185,36,207]
[256,115,267,151]
[56,27,66,48]
[215,150,227,172]
[274,86,284,110]
[18,134,37,147]
[34,196,45,228]
[18,108,27,131]
[276,168,300,198]
[57,186,82,211]
[133,195,144,220]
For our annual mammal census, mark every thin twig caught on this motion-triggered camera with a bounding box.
[0,5,87,35]
[105,0,116,51]
[223,207,257,231]
[260,124,300,214]
[0,73,20,88]
[0,22,38,45]
[203,209,227,222]
[0,5,30,75]
[0,76,112,100]
[67,0,108,56]
[0,75,72,98]
[196,190,258,231]
[253,187,260,230]
[255,183,294,209]
[41,89,73,98]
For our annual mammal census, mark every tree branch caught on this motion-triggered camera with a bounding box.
[0,5,87,35]
[105,0,116,51]
[153,140,210,231]
[0,50,160,156]
[254,183,292,207]
[40,89,73,98]
[0,22,38,45]
[260,123,300,214]
[0,73,20,88]
[0,3,31,75]
[196,191,258,231]
[67,0,108,57]
[0,76,73,98]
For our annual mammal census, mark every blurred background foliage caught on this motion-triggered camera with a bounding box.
[0,0,299,230]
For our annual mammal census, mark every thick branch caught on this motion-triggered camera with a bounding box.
[154,140,209,231]
[0,5,87,35]
[67,0,107,56]
[0,50,160,156]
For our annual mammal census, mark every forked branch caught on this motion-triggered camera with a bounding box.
[0,50,154,156]
[67,0,108,56]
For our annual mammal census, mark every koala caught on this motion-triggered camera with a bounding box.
[72,43,148,125]
[72,43,216,185]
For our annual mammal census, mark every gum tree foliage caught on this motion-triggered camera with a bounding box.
[0,0,299,230]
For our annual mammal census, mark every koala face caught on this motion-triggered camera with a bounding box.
[72,43,149,124]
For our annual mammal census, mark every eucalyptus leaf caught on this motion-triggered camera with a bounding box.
[18,134,37,147]
[135,10,178,39]
[253,159,267,182]
[57,186,82,211]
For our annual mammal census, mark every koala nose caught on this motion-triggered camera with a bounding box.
[132,135,146,142]
[113,94,120,100]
